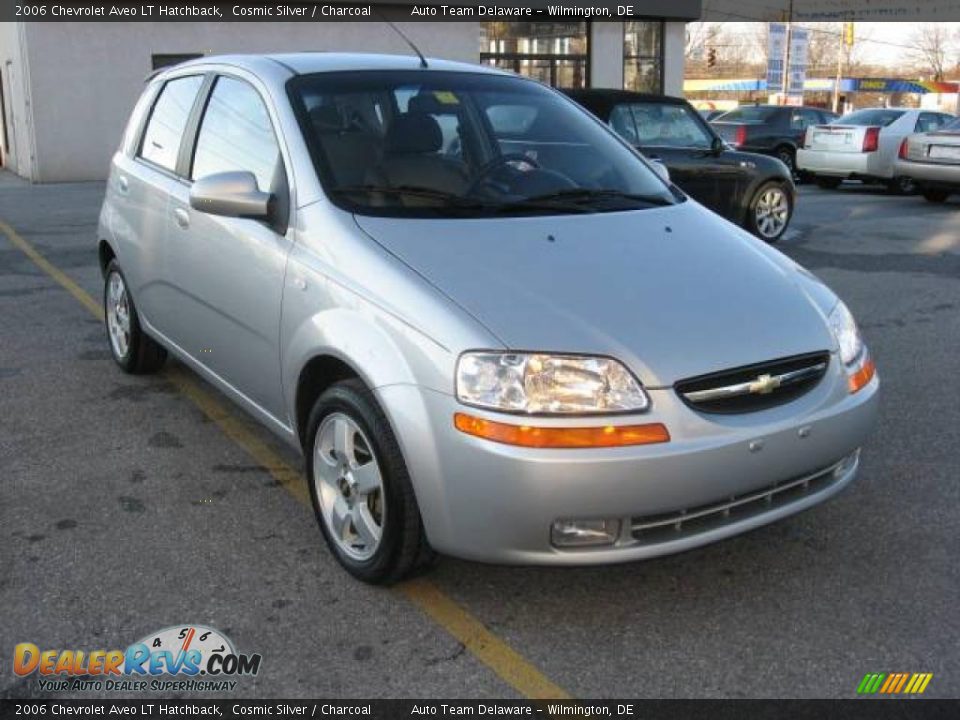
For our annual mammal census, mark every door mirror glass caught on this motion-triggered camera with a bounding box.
[649,158,671,184]
[190,171,272,219]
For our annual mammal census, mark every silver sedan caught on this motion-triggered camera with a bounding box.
[895,116,960,202]
[97,53,878,583]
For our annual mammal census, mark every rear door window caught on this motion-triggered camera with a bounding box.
[191,76,281,192]
[138,75,204,173]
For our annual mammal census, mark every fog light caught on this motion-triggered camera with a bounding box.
[551,519,621,548]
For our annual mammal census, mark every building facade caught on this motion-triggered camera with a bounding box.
[0,15,700,182]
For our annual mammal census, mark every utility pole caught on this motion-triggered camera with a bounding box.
[834,22,854,114]
[781,0,794,104]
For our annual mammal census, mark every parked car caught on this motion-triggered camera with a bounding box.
[710,104,839,175]
[894,116,960,202]
[698,108,728,122]
[99,54,878,583]
[797,108,955,193]
[565,90,796,242]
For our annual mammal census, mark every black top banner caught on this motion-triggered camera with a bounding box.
[1,700,959,720]
[6,0,704,22]
[6,0,960,22]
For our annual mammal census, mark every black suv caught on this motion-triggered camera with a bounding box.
[710,104,839,175]
[565,90,796,242]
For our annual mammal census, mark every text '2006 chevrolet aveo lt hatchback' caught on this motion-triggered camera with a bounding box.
[98,53,878,583]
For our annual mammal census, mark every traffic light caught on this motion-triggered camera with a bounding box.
[843,22,855,48]
[707,47,717,68]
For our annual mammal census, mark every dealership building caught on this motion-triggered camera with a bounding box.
[0,8,701,182]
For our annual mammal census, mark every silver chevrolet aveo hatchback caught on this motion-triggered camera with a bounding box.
[98,53,878,583]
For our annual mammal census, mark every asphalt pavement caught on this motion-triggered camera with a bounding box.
[1,175,958,699]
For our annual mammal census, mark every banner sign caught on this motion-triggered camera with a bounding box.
[766,22,788,93]
[787,26,810,96]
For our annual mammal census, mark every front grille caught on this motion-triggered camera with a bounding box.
[630,453,856,545]
[675,352,830,414]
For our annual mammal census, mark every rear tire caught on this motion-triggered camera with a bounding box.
[746,181,792,243]
[886,176,917,195]
[922,188,950,203]
[103,260,167,374]
[305,378,435,584]
[774,146,796,176]
[814,176,843,190]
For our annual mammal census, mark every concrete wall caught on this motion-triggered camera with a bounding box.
[0,23,35,179]
[20,22,479,182]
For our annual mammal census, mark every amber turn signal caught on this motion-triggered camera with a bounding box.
[848,356,876,394]
[453,413,670,449]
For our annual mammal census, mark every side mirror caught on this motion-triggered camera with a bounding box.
[650,158,671,185]
[711,136,725,155]
[190,171,272,219]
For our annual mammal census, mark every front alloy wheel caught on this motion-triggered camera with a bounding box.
[313,412,385,561]
[749,183,792,242]
[305,379,434,583]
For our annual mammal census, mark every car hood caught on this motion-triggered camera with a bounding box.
[354,203,836,387]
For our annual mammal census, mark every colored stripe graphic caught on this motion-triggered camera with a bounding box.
[858,672,932,694]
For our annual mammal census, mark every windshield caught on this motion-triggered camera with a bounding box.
[288,71,678,218]
[942,116,960,131]
[836,109,905,127]
[624,102,714,148]
[714,106,781,124]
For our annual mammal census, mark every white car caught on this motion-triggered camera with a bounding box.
[894,116,960,203]
[797,108,954,193]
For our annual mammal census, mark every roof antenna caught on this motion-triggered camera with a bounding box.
[380,16,428,69]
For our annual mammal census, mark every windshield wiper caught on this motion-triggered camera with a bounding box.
[331,184,489,209]
[523,188,674,207]
[332,184,593,215]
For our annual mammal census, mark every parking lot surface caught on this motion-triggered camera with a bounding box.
[1,176,958,699]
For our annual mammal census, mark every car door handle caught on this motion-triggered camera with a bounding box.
[117,175,128,194]
[173,208,190,229]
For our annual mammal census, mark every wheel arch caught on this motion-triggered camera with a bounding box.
[98,239,117,278]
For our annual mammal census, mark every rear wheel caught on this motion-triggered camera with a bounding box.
[306,379,434,584]
[746,182,792,243]
[103,260,167,374]
[886,176,917,195]
[921,188,950,203]
[774,146,796,176]
[814,176,843,190]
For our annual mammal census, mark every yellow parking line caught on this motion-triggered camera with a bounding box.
[0,219,571,701]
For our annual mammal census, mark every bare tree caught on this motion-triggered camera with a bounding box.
[909,24,956,81]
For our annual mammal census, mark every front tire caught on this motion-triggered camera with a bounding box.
[103,260,167,374]
[306,379,434,584]
[746,182,792,243]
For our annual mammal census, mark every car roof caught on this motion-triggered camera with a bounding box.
[166,52,511,78]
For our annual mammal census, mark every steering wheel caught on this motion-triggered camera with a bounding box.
[465,153,541,197]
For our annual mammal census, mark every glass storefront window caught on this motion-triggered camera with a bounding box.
[624,21,663,93]
[480,22,588,89]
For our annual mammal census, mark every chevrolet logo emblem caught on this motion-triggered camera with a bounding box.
[748,373,781,395]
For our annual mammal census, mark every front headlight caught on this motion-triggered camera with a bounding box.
[827,300,863,366]
[455,352,649,414]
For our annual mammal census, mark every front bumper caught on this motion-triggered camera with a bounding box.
[894,159,960,186]
[377,356,878,565]
[797,149,889,178]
